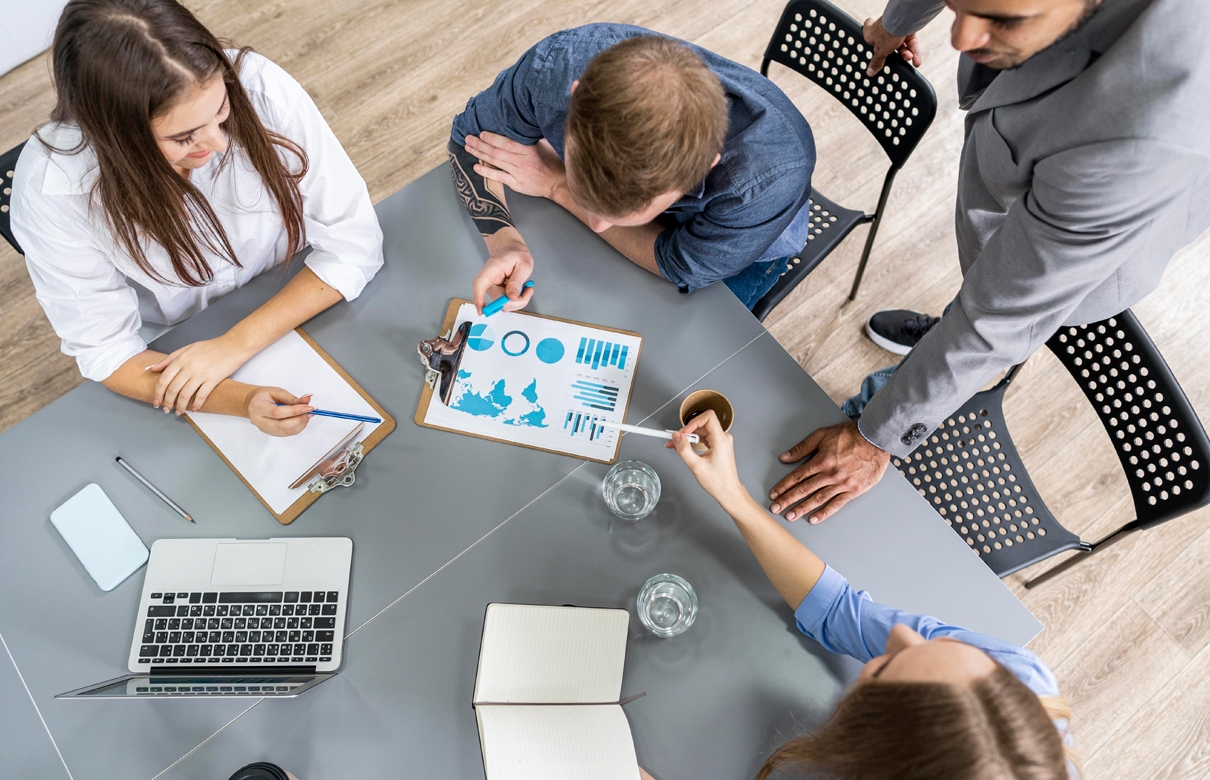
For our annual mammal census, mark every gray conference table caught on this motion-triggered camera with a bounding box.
[0,167,1040,780]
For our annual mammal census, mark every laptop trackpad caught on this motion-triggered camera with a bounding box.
[211,543,287,586]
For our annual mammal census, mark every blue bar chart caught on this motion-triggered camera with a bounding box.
[559,411,610,443]
[575,337,629,371]
[568,378,619,412]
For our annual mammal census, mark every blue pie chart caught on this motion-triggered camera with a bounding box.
[467,323,495,351]
[535,338,565,364]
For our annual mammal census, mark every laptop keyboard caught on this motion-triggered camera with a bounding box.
[138,590,339,666]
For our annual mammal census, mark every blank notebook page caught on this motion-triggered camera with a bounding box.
[474,604,629,704]
[477,705,639,780]
[187,330,382,514]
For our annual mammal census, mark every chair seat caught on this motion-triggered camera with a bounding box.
[0,140,27,256]
[751,188,867,321]
[892,384,1084,578]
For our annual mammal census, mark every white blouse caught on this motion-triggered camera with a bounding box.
[11,52,384,382]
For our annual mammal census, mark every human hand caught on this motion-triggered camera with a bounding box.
[475,227,536,313]
[148,335,255,415]
[863,16,921,76]
[464,133,567,201]
[668,410,751,513]
[244,388,314,437]
[769,421,890,523]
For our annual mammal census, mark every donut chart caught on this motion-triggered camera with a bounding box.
[501,330,531,357]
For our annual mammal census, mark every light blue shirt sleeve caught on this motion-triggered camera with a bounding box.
[793,565,1060,698]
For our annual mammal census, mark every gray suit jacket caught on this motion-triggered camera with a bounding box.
[861,0,1210,457]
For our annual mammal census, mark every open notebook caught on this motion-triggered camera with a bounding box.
[473,604,639,780]
[186,329,393,523]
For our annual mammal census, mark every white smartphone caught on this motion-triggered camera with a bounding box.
[50,483,149,592]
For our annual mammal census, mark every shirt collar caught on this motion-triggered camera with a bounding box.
[670,175,709,209]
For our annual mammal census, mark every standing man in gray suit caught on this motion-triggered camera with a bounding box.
[767,0,1210,524]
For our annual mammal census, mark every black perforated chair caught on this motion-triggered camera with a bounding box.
[892,310,1210,585]
[0,141,26,255]
[751,0,937,321]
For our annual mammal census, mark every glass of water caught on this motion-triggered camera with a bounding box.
[602,460,661,521]
[637,573,698,638]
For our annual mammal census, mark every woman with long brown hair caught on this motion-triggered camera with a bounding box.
[12,0,383,435]
[668,411,1078,780]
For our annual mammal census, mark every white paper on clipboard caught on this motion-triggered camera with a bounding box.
[188,331,383,514]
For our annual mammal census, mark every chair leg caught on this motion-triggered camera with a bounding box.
[1023,520,1145,589]
[847,168,898,302]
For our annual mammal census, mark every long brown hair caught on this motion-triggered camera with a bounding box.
[757,664,1077,780]
[40,0,307,286]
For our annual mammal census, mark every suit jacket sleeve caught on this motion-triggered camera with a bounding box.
[882,0,947,36]
[858,138,1203,456]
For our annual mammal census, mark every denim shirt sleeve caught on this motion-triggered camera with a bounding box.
[450,44,548,146]
[793,565,1060,698]
[654,162,811,293]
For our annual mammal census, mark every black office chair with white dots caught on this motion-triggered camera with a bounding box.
[751,0,938,321]
[892,310,1210,586]
[0,141,26,255]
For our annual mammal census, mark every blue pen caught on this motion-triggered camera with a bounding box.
[483,280,535,316]
[277,405,382,424]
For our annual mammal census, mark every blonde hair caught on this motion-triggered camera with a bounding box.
[565,35,727,217]
[757,664,1079,780]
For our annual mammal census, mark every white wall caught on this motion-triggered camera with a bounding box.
[0,1,68,76]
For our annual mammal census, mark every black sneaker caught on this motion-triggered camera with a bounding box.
[865,309,940,355]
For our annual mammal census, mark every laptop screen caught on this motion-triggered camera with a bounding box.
[57,672,333,699]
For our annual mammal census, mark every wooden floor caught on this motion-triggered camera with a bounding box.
[2,1,1208,777]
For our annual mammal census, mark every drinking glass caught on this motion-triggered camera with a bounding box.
[636,573,698,638]
[602,460,661,521]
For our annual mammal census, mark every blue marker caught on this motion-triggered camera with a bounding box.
[483,280,535,317]
[277,405,382,424]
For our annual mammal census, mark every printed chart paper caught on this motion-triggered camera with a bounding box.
[423,304,642,460]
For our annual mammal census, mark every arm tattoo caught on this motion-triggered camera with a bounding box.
[448,138,514,236]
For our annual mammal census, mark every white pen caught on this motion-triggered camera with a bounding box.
[595,421,699,444]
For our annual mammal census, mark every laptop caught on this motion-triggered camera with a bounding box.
[57,537,352,699]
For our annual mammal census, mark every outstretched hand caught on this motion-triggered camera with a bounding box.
[769,421,890,523]
[863,16,921,75]
[667,410,751,513]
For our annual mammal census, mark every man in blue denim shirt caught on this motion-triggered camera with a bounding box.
[447,24,816,311]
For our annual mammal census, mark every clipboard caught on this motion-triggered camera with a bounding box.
[186,328,396,525]
[415,299,641,464]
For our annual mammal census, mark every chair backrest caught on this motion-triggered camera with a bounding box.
[892,383,1084,577]
[1047,309,1210,529]
[0,140,26,255]
[761,0,937,169]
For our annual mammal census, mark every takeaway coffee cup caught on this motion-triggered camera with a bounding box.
[678,390,734,450]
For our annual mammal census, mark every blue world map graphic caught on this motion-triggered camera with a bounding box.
[451,369,548,428]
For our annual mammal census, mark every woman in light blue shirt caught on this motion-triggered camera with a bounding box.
[669,411,1077,780]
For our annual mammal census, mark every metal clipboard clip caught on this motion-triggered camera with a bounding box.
[288,423,366,494]
[417,320,472,406]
